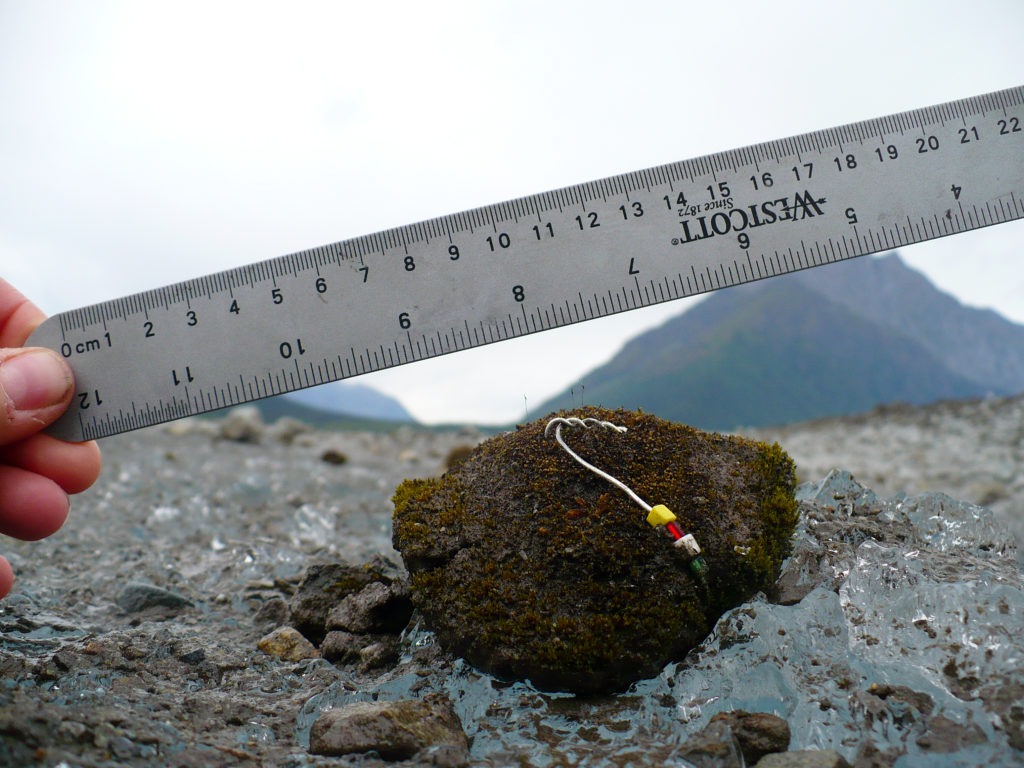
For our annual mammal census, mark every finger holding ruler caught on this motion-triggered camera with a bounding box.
[28,86,1024,442]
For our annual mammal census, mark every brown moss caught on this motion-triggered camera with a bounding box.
[443,444,476,471]
[392,408,798,695]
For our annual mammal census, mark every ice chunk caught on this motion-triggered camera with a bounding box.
[298,471,1024,766]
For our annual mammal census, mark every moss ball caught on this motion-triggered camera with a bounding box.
[392,408,797,695]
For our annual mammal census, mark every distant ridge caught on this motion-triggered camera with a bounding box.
[281,380,414,422]
[793,254,1024,395]
[226,380,416,430]
[528,253,1024,431]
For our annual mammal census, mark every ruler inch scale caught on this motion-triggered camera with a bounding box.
[28,85,1024,442]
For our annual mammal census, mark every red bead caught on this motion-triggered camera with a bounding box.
[665,521,684,541]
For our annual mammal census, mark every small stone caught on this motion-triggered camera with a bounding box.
[57,720,89,742]
[162,417,215,437]
[864,683,934,717]
[710,710,791,764]
[769,540,825,605]
[754,750,852,768]
[421,743,471,768]
[678,719,743,768]
[308,694,468,763]
[320,448,349,465]
[217,406,265,443]
[980,681,1024,751]
[92,722,121,751]
[320,631,362,664]
[359,638,400,671]
[851,740,899,768]
[177,648,206,665]
[115,582,193,614]
[270,417,311,445]
[326,581,412,635]
[109,735,138,759]
[253,596,291,628]
[320,632,399,670]
[914,714,987,752]
[257,627,320,662]
[289,557,401,644]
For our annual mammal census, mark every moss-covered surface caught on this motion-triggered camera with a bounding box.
[392,408,798,695]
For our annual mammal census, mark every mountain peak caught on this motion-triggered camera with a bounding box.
[793,253,1024,393]
[529,253,1024,430]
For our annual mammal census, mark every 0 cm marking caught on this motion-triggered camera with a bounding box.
[60,332,112,357]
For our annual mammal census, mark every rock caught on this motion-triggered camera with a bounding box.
[253,596,290,628]
[108,734,138,759]
[767,539,826,605]
[257,626,320,662]
[358,638,400,670]
[269,417,312,445]
[308,694,469,763]
[176,648,206,665]
[913,714,987,753]
[161,416,216,437]
[850,741,899,768]
[981,681,1024,750]
[320,448,349,465]
[325,580,412,635]
[320,630,361,664]
[678,719,744,767]
[710,710,791,764]
[115,582,193,614]
[289,557,401,644]
[851,683,934,727]
[420,743,473,768]
[319,631,399,670]
[392,408,798,694]
[680,712,790,768]
[216,405,265,443]
[754,750,852,768]
[57,720,88,742]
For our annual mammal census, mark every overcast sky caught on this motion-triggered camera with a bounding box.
[2,1,1023,425]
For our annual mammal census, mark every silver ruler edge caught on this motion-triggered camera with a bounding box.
[29,85,1024,441]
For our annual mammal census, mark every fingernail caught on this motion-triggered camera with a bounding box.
[0,349,73,412]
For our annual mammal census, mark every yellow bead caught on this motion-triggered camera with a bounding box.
[646,504,677,528]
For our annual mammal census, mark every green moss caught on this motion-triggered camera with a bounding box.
[392,408,799,694]
[392,474,469,570]
[694,439,798,610]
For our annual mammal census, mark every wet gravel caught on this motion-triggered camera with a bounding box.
[1,399,1022,767]
[0,413,476,767]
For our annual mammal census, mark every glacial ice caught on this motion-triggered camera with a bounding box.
[299,470,1024,766]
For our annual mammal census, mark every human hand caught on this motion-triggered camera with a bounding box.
[0,278,102,597]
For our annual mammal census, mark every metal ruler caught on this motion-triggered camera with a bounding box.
[28,86,1024,442]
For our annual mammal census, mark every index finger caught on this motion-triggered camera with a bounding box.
[0,278,47,348]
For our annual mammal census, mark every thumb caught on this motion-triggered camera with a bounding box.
[0,348,74,446]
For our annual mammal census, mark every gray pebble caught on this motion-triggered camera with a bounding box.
[115,582,193,613]
[325,580,412,635]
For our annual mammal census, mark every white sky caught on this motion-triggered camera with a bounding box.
[2,1,1022,425]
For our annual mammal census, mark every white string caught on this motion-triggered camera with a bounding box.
[544,417,652,513]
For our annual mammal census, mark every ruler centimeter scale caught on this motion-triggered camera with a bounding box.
[28,86,1024,442]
